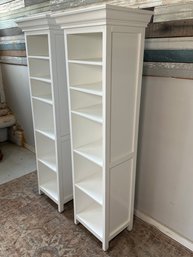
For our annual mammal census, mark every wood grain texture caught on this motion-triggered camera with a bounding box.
[146,19,193,38]
[0,27,23,37]
[144,50,193,63]
[0,50,26,57]
[24,0,49,7]
[0,42,25,51]
[143,62,193,79]
[154,2,193,22]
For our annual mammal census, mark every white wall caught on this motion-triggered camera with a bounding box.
[1,64,34,147]
[136,76,193,243]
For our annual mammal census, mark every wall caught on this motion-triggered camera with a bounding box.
[136,76,193,244]
[1,63,34,147]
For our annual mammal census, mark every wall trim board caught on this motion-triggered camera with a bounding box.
[135,209,193,252]
[143,62,193,79]
[24,143,35,153]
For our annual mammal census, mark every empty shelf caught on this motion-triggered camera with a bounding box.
[30,75,51,83]
[68,58,102,66]
[71,104,102,123]
[38,156,57,172]
[70,81,102,96]
[77,203,102,241]
[74,140,103,167]
[39,180,58,203]
[28,56,50,60]
[35,129,55,140]
[32,95,52,105]
[76,172,102,205]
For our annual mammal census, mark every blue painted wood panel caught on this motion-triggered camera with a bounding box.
[0,42,25,51]
[144,50,193,63]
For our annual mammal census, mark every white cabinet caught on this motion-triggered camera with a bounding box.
[17,14,73,212]
[53,4,152,250]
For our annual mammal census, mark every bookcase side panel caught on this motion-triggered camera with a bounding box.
[110,30,141,165]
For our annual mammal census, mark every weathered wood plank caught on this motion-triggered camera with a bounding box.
[0,0,14,5]
[145,37,193,50]
[0,56,27,65]
[24,0,49,7]
[143,62,193,79]
[0,2,50,19]
[146,19,193,38]
[0,27,23,37]
[154,2,193,22]
[0,0,24,14]
[0,50,26,57]
[144,50,193,63]
[0,42,25,51]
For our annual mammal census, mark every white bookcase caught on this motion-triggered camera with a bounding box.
[17,14,73,212]
[53,4,152,250]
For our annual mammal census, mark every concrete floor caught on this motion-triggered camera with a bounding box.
[0,142,36,185]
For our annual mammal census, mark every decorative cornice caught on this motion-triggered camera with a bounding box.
[16,12,60,32]
[52,4,153,29]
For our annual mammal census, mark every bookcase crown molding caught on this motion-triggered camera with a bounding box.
[16,12,60,32]
[52,4,153,28]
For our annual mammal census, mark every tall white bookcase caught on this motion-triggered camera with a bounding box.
[17,14,72,212]
[53,4,152,249]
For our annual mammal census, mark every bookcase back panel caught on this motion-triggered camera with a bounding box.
[71,115,102,148]
[27,34,49,57]
[67,33,102,60]
[69,63,102,86]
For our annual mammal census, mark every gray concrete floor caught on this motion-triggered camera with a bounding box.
[0,142,36,185]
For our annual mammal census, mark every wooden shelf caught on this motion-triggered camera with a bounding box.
[74,139,103,167]
[32,95,52,105]
[76,172,102,205]
[70,81,102,96]
[28,56,50,60]
[35,129,55,140]
[68,58,102,66]
[30,75,51,83]
[38,156,57,172]
[77,203,102,240]
[38,157,57,172]
[40,180,58,203]
[71,104,102,123]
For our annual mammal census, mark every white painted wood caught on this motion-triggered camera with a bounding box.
[17,15,72,212]
[109,160,132,235]
[145,37,193,50]
[53,4,152,250]
[135,209,193,252]
[154,2,193,22]
[143,62,193,79]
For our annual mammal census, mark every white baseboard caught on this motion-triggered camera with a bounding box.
[135,209,193,252]
[24,143,35,153]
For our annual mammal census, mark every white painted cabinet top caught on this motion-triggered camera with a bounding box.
[52,4,153,28]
